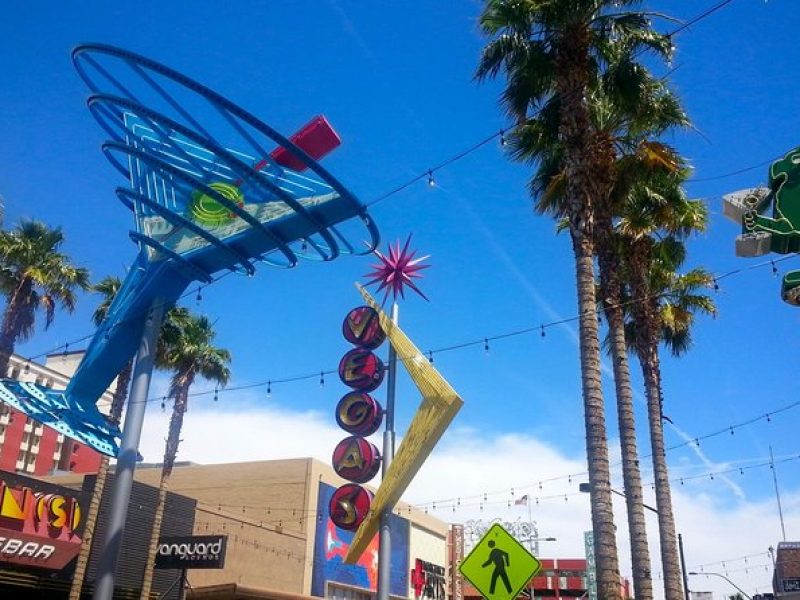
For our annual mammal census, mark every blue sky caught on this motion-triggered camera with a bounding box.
[1,1,799,595]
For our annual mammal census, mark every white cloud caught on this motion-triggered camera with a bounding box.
[134,395,796,599]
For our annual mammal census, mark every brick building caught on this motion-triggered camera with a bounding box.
[0,351,112,475]
[774,541,800,599]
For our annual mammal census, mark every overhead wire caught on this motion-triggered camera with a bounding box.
[411,401,800,509]
[131,248,798,407]
[25,269,237,363]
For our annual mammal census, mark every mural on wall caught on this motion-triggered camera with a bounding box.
[313,482,409,596]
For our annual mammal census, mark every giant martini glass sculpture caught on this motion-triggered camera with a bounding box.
[0,44,380,457]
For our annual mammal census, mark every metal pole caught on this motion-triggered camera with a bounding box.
[769,446,787,541]
[678,533,690,600]
[92,300,165,600]
[377,302,398,600]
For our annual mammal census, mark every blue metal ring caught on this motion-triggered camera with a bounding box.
[104,140,299,268]
[72,43,379,255]
[117,188,256,275]
[128,231,213,283]
[86,93,341,262]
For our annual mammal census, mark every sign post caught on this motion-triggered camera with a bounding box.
[459,523,541,600]
[584,531,598,600]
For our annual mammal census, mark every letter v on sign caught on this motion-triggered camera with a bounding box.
[0,484,29,520]
[344,284,463,564]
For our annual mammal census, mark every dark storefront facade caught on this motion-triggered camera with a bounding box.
[0,469,195,599]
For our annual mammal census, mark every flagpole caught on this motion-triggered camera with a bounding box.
[528,498,533,553]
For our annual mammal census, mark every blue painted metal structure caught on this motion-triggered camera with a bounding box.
[0,44,379,456]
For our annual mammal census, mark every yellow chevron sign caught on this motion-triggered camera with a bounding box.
[344,284,463,564]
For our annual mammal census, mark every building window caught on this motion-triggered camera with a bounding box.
[53,438,63,459]
[17,447,36,473]
[24,452,36,472]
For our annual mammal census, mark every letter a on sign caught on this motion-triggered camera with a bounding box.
[344,284,463,564]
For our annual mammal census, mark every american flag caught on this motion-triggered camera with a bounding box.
[514,494,528,506]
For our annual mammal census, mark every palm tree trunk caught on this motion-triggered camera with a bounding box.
[641,332,683,600]
[109,361,134,426]
[68,455,111,600]
[140,378,190,600]
[573,241,621,600]
[0,279,33,375]
[630,243,683,600]
[140,475,170,600]
[556,24,620,600]
[68,359,134,600]
[598,252,653,600]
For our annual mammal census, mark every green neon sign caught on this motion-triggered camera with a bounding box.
[724,146,800,305]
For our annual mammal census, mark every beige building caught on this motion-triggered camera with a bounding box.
[52,457,450,600]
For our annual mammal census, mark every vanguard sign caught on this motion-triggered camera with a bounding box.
[0,470,85,570]
[155,535,227,570]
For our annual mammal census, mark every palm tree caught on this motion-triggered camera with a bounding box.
[618,176,712,600]
[535,145,686,600]
[477,2,679,596]
[139,309,231,600]
[68,276,134,600]
[536,113,688,600]
[597,142,689,600]
[0,220,90,375]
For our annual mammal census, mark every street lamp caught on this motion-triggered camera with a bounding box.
[689,571,752,600]
[580,482,692,599]
[520,536,557,543]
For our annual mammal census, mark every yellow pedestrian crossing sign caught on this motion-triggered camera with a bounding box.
[459,523,541,600]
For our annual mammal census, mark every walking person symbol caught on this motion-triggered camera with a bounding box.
[481,540,511,595]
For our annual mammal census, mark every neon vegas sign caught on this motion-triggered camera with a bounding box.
[0,475,83,570]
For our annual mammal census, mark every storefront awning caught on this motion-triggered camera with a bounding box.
[188,583,322,600]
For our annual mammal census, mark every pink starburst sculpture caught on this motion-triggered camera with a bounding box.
[364,235,430,304]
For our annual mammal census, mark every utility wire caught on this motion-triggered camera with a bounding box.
[135,249,797,406]
[669,0,737,36]
[367,0,746,209]
[412,401,800,509]
[24,269,237,362]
